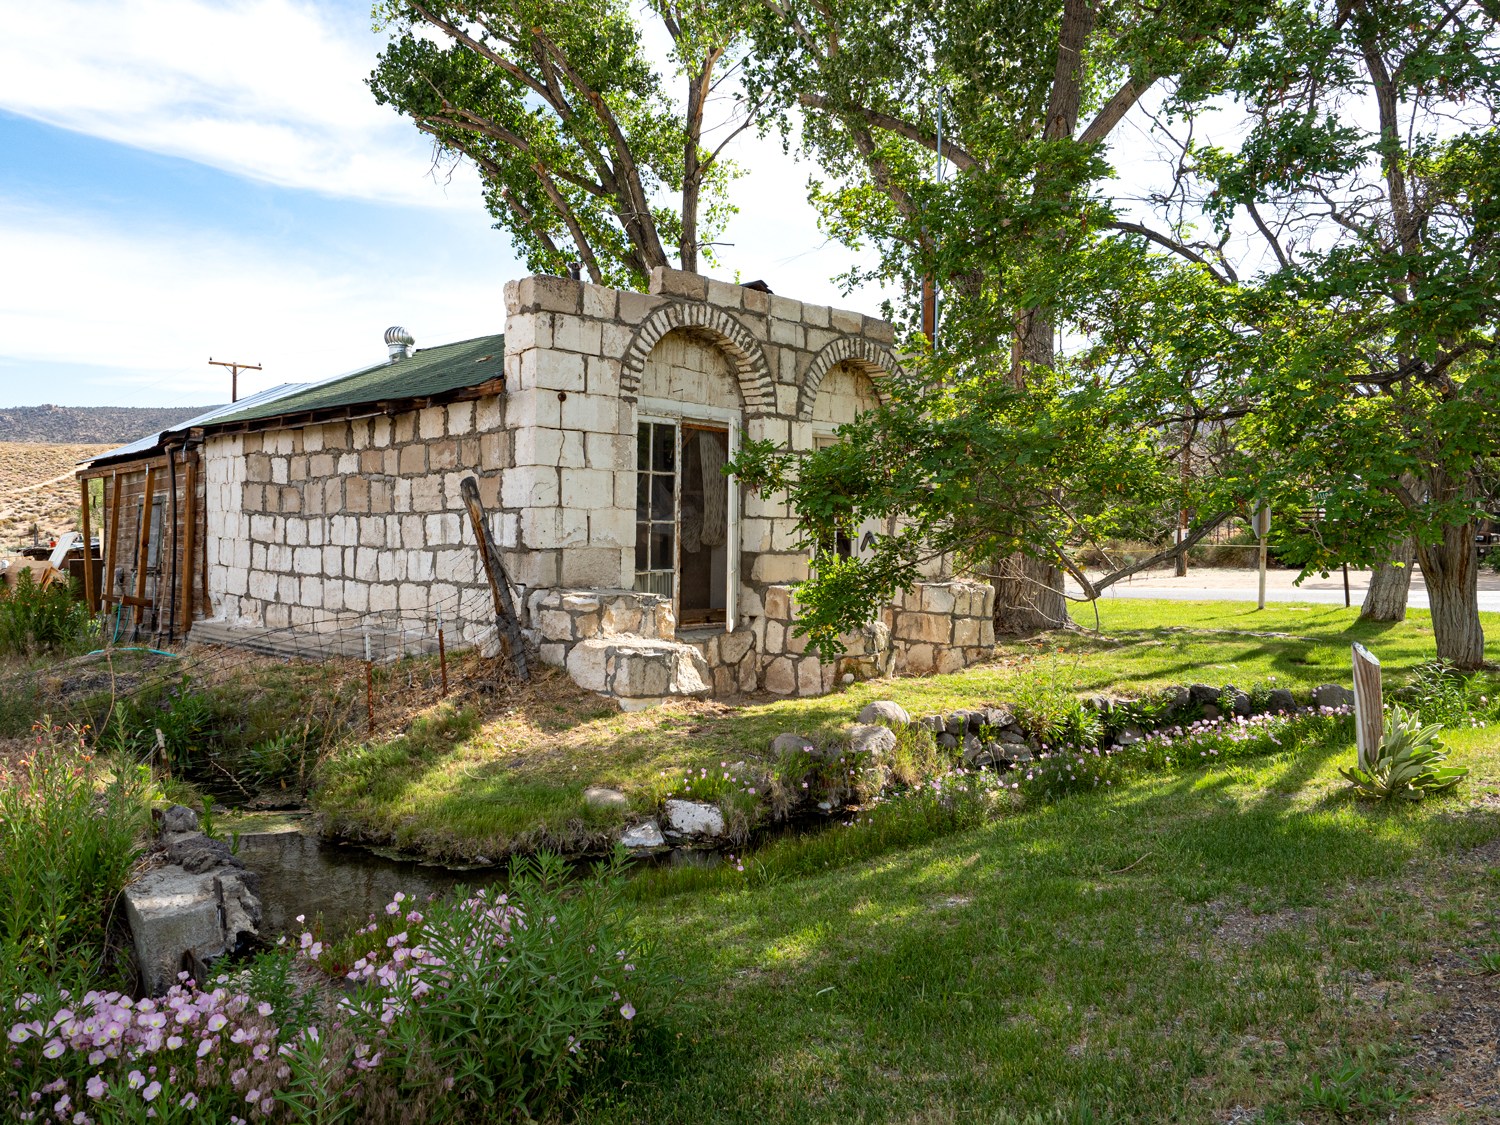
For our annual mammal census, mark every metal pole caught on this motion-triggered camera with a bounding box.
[437,606,448,699]
[363,628,374,733]
[1343,563,1351,608]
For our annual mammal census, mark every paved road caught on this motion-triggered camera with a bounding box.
[1065,567,1500,613]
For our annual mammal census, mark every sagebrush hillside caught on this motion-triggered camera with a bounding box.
[0,404,217,445]
[0,443,111,545]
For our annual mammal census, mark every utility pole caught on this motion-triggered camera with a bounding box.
[208,358,261,404]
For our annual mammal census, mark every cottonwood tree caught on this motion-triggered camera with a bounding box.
[370,0,757,287]
[742,0,1265,632]
[1163,0,1500,666]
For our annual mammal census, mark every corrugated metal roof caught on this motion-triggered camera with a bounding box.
[205,333,505,427]
[78,382,312,467]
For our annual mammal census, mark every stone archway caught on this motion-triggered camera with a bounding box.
[621,302,775,415]
[796,336,899,421]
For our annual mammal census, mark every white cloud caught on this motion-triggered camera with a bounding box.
[0,198,516,403]
[0,0,474,207]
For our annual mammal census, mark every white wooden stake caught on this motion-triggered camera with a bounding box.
[1351,643,1383,771]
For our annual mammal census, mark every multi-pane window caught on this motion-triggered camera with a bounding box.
[634,421,676,597]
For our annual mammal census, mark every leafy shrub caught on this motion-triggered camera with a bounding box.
[1010,674,1103,748]
[0,570,96,657]
[1397,660,1495,725]
[340,852,667,1120]
[1341,704,1467,801]
[0,724,149,988]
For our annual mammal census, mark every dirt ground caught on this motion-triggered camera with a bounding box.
[0,441,111,547]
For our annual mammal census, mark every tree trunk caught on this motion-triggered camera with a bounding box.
[1416,522,1485,668]
[1359,538,1414,622]
[992,554,1070,634]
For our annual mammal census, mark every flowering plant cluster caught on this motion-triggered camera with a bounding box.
[1017,704,1355,799]
[4,853,660,1124]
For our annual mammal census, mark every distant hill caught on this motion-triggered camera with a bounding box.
[0,404,222,445]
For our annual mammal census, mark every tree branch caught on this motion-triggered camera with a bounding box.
[797,92,978,170]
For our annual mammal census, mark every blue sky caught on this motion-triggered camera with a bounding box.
[0,0,885,408]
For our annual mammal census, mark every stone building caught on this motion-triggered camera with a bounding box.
[79,268,994,704]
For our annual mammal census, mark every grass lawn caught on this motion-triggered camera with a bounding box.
[311,598,1500,862]
[584,721,1500,1122]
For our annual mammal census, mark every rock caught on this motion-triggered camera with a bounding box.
[619,820,665,849]
[159,804,200,837]
[943,714,965,737]
[1201,704,1222,722]
[858,700,911,728]
[1189,683,1221,705]
[124,866,261,996]
[961,734,985,764]
[1160,685,1191,715]
[1266,688,1297,714]
[847,723,898,759]
[1313,683,1354,709]
[165,836,247,877]
[663,799,726,837]
[920,714,945,733]
[771,732,817,757]
[1224,688,1252,717]
[937,732,959,751]
[964,711,987,734]
[982,706,1014,729]
[583,786,630,811]
[1115,727,1144,746]
[999,728,1028,745]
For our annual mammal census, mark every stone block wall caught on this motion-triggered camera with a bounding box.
[204,397,506,644]
[755,580,995,696]
[525,587,675,667]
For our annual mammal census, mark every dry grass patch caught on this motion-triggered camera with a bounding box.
[0,442,111,545]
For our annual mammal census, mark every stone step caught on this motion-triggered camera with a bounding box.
[565,636,711,709]
[188,619,439,663]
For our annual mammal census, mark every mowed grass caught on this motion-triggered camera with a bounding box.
[586,725,1500,1123]
[312,598,1500,861]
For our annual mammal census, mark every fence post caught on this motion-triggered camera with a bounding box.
[437,605,448,699]
[363,627,375,734]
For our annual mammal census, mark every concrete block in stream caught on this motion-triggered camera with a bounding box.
[124,865,262,995]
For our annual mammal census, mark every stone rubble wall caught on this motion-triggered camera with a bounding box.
[526,587,675,668]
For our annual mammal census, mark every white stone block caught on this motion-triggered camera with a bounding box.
[559,468,614,509]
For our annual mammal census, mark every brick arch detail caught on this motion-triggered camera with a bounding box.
[796,335,899,421]
[620,302,776,414]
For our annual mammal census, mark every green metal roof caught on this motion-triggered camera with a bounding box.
[206,333,505,427]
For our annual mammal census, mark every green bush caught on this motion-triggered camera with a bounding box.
[0,570,96,657]
[0,724,150,990]
[341,851,672,1120]
[1341,704,1468,801]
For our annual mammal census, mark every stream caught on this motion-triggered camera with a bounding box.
[232,819,506,938]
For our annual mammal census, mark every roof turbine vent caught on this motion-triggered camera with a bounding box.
[384,326,415,362]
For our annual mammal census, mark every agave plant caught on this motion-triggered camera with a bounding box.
[1341,705,1468,800]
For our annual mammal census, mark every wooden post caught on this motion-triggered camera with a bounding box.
[459,476,529,680]
[1351,643,1384,771]
[437,605,448,698]
[180,454,198,635]
[133,466,157,630]
[79,478,96,612]
[1342,563,1351,608]
[103,473,122,613]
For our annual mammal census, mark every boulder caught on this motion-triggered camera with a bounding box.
[858,700,910,728]
[1189,683,1221,705]
[919,714,946,734]
[1115,726,1144,746]
[165,836,249,877]
[847,723,898,759]
[961,734,985,764]
[771,732,818,758]
[1225,689,1252,717]
[1201,704,1222,722]
[1313,683,1355,710]
[619,820,665,849]
[937,732,959,751]
[1160,685,1191,714]
[663,799,726,838]
[1265,688,1297,714]
[583,786,630,811]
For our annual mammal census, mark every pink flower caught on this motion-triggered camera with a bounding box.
[86,1076,106,1099]
[142,1081,161,1102]
[620,1002,636,1021]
